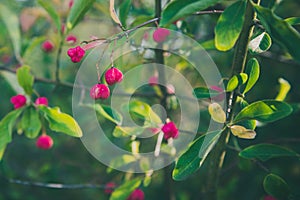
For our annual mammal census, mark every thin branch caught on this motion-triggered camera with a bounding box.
[55,37,65,82]
[9,179,107,190]
[194,10,223,15]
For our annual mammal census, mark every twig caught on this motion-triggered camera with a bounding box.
[8,179,107,190]
[194,10,223,15]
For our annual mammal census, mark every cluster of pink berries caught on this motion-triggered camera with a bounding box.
[161,121,179,139]
[10,95,53,150]
[90,66,123,100]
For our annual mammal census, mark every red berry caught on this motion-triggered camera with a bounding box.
[66,35,77,45]
[162,121,179,140]
[153,28,170,43]
[127,189,144,200]
[67,46,85,63]
[10,94,27,109]
[90,84,110,99]
[68,0,74,9]
[35,97,48,106]
[36,135,53,150]
[105,67,123,85]
[148,76,158,86]
[42,40,55,52]
[104,182,116,194]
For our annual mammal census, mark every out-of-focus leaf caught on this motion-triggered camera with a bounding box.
[215,1,246,51]
[193,87,223,99]
[285,17,300,26]
[21,106,42,139]
[243,58,260,94]
[109,0,123,29]
[23,37,46,62]
[39,106,82,137]
[249,32,272,53]
[172,130,222,181]
[230,125,256,139]
[226,73,248,92]
[263,174,291,200]
[112,126,144,137]
[160,0,220,26]
[83,104,122,125]
[234,100,293,123]
[16,65,34,96]
[239,144,300,161]
[66,0,96,31]
[208,103,226,123]
[0,4,21,61]
[110,177,142,200]
[0,146,6,161]
[275,78,291,101]
[37,0,61,31]
[119,0,131,29]
[254,5,300,63]
[0,108,24,150]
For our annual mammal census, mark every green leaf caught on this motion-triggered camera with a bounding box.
[21,106,42,139]
[285,17,300,26]
[128,100,162,126]
[243,58,260,94]
[172,130,222,181]
[0,146,6,161]
[160,0,220,26]
[215,1,246,51]
[0,108,24,150]
[16,65,34,96]
[39,106,82,137]
[193,87,223,99]
[37,0,61,31]
[66,0,96,31]
[234,100,293,123]
[239,144,299,161]
[275,78,291,101]
[110,177,142,200]
[236,99,256,130]
[263,174,291,200]
[254,5,300,62]
[249,32,272,53]
[23,37,46,62]
[83,104,122,125]
[107,155,137,173]
[112,126,144,137]
[0,4,21,61]
[226,73,248,92]
[119,0,131,29]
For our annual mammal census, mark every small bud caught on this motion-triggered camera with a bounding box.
[90,84,110,99]
[153,28,170,43]
[35,97,48,106]
[104,182,116,194]
[36,135,53,150]
[66,35,77,45]
[67,46,85,63]
[42,40,55,52]
[10,94,27,109]
[127,189,145,200]
[162,121,179,140]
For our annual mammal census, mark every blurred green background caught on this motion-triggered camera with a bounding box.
[1,0,300,199]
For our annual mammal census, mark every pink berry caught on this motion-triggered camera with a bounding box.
[264,196,277,200]
[90,84,110,99]
[105,67,123,85]
[104,182,116,194]
[148,76,158,86]
[210,85,225,101]
[42,40,55,52]
[68,0,74,9]
[35,97,48,106]
[162,121,179,140]
[10,94,27,109]
[36,135,53,150]
[67,46,85,63]
[127,189,144,200]
[66,35,77,45]
[153,28,170,43]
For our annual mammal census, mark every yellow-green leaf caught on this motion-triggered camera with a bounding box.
[39,106,82,137]
[110,177,142,200]
[275,78,291,101]
[21,106,42,139]
[38,0,61,31]
[249,32,272,53]
[243,58,260,94]
[208,103,226,123]
[16,65,34,96]
[227,73,248,92]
